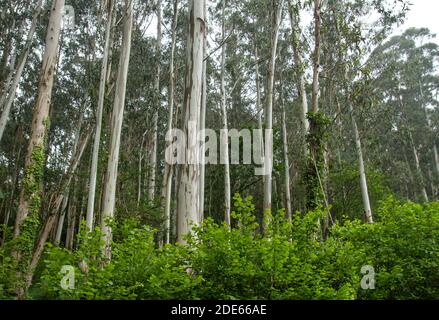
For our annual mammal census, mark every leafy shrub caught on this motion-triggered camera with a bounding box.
[333,197,439,299]
[26,195,439,300]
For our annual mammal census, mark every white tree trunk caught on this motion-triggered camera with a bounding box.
[288,0,309,136]
[176,0,205,244]
[408,131,429,202]
[280,86,292,221]
[220,0,231,228]
[0,0,43,143]
[14,0,64,239]
[311,0,321,114]
[148,0,162,202]
[86,0,114,232]
[162,0,179,244]
[349,104,373,224]
[263,0,284,216]
[199,0,207,224]
[54,195,68,246]
[254,44,265,186]
[12,1,64,298]
[101,0,133,259]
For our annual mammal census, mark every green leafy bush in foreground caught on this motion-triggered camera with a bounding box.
[14,195,439,300]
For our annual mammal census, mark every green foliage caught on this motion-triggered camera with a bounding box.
[37,220,198,300]
[333,198,439,299]
[0,212,41,298]
[0,244,13,299]
[28,195,439,300]
[330,165,392,222]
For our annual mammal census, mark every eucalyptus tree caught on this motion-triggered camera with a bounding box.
[101,0,133,259]
[86,0,115,232]
[162,0,180,244]
[148,0,163,202]
[176,0,205,243]
[219,0,231,227]
[12,0,65,298]
[263,0,284,217]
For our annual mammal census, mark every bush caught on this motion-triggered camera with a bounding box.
[27,195,439,300]
[333,197,439,299]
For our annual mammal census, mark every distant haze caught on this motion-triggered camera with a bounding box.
[397,0,439,41]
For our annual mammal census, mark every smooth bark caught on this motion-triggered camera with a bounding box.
[280,83,292,221]
[101,0,133,259]
[86,0,114,232]
[148,0,162,202]
[349,104,373,223]
[220,0,231,228]
[14,0,64,240]
[162,0,179,244]
[288,0,309,136]
[263,0,284,216]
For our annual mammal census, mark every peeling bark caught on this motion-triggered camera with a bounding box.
[177,0,205,244]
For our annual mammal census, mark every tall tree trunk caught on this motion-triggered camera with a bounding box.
[65,197,76,250]
[162,0,179,244]
[14,0,64,238]
[138,132,146,206]
[101,0,133,259]
[12,3,64,298]
[408,130,429,202]
[0,0,43,143]
[263,0,283,217]
[176,0,205,244]
[254,43,265,189]
[198,0,207,224]
[434,144,439,177]
[349,104,373,223]
[148,0,162,202]
[220,0,231,228]
[54,195,68,246]
[402,149,415,200]
[311,0,321,115]
[280,79,292,221]
[86,0,114,232]
[288,0,309,138]
[306,0,325,210]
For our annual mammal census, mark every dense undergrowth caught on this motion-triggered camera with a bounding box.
[1,195,438,300]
